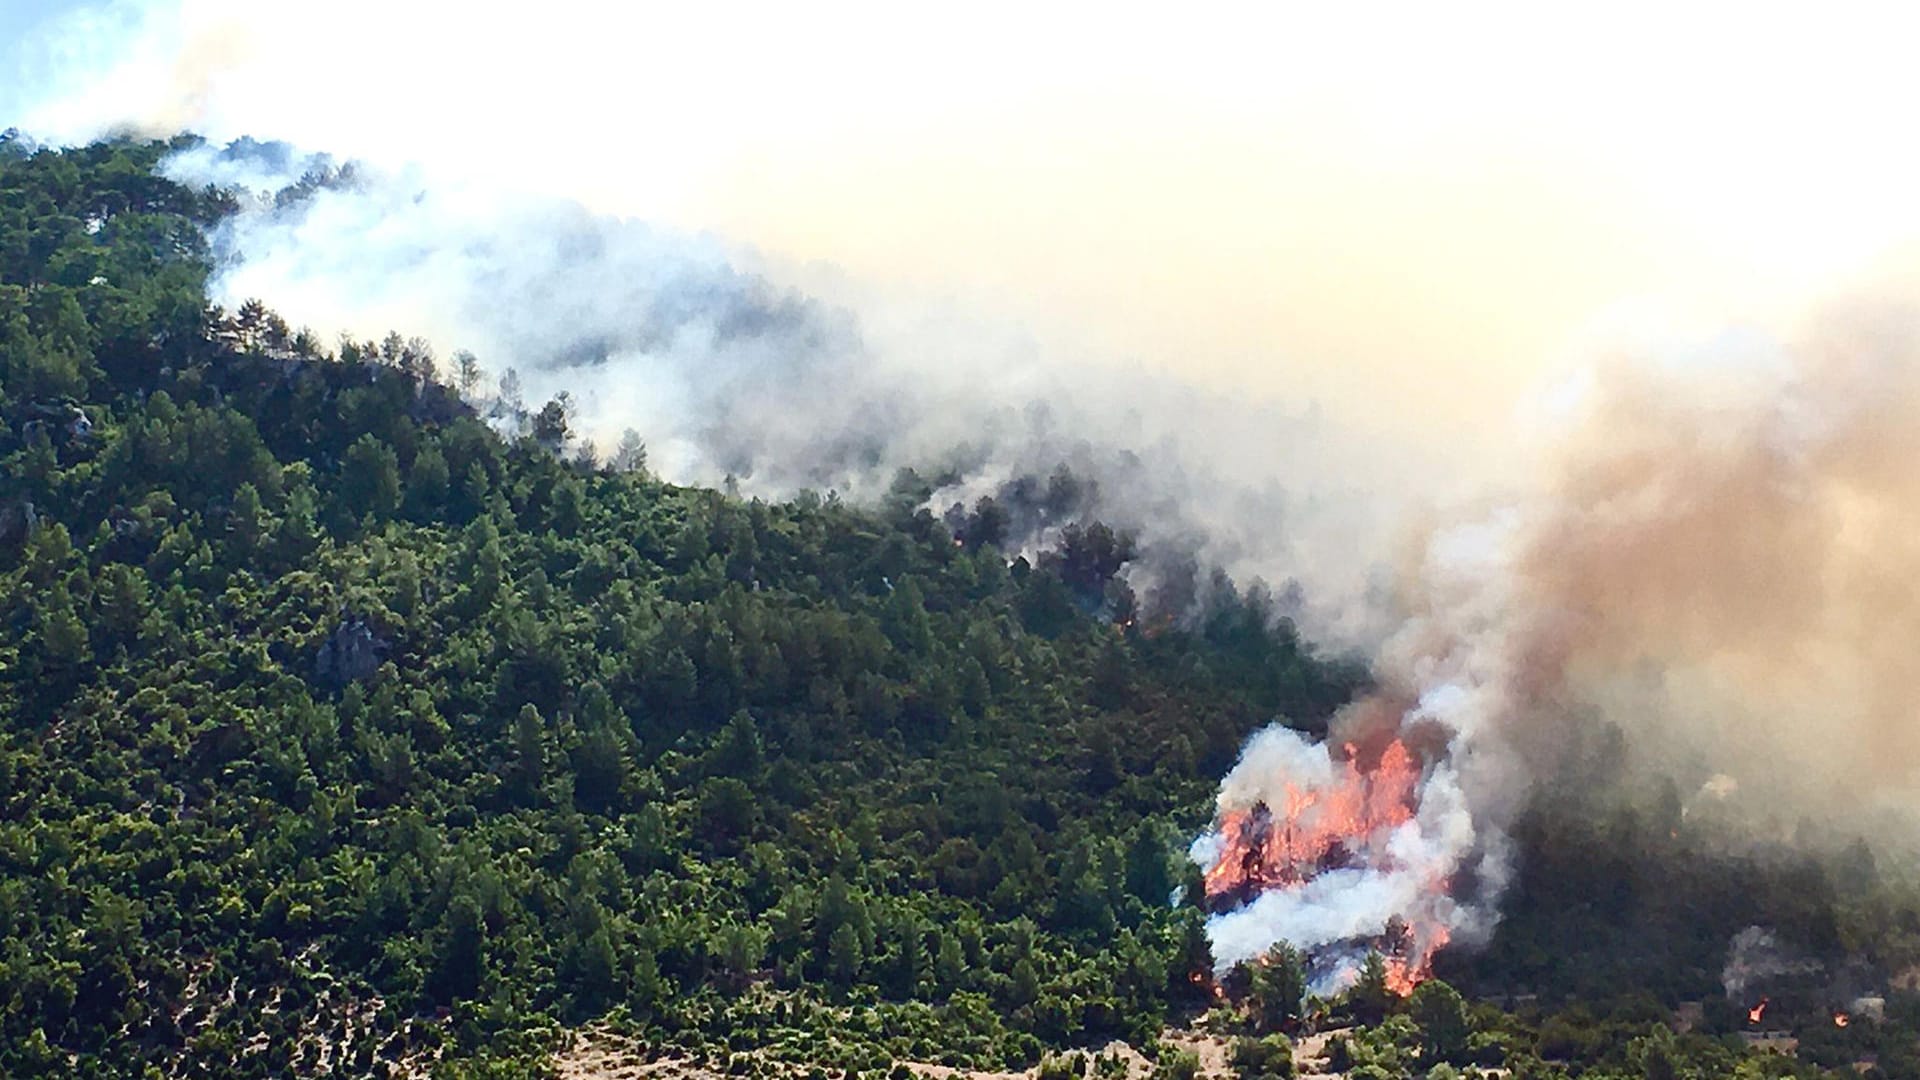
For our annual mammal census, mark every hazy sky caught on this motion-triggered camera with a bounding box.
[0,0,73,120]
[13,1,1920,472]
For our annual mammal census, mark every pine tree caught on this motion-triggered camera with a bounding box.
[37,579,90,671]
[404,443,449,520]
[613,428,648,473]
[1248,943,1307,1033]
[340,434,401,521]
[1350,951,1395,1026]
[512,704,547,803]
[433,894,486,1002]
[453,349,484,399]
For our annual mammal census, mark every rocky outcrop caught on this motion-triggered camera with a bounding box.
[0,499,38,549]
[21,399,93,445]
[313,612,391,687]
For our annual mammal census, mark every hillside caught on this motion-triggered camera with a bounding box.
[0,135,1364,1077]
[4,136,1920,1080]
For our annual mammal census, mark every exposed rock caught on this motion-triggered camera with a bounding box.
[21,398,93,444]
[313,612,391,687]
[0,499,38,549]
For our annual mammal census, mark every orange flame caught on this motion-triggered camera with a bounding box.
[1383,930,1450,996]
[1748,999,1768,1024]
[1383,960,1423,997]
[1834,1012,1850,1028]
[1199,738,1449,991]
[1187,969,1226,1002]
[1201,740,1420,899]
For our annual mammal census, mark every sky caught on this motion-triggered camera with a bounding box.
[0,0,72,120]
[13,1,1920,474]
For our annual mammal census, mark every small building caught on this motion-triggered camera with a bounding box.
[1739,1032,1799,1055]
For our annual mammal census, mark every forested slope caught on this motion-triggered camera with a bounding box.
[8,136,1920,1080]
[0,135,1360,1077]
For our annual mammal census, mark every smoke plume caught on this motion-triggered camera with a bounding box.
[1193,304,1920,983]
[1723,926,1822,1001]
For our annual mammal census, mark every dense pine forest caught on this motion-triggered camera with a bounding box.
[6,135,1920,1079]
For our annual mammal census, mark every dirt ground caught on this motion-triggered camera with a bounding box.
[552,1025,1340,1080]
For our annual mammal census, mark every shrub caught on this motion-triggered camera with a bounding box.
[1039,1052,1087,1080]
[1230,1034,1295,1080]
[1151,1048,1200,1080]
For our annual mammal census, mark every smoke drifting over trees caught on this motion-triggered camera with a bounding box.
[97,133,1920,989]
[17,0,1920,1020]
[156,138,1414,646]
[1509,308,1920,821]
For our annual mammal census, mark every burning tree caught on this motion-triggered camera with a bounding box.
[1190,716,1489,996]
[1199,738,1420,905]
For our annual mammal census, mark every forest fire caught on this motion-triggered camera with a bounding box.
[1749,999,1769,1025]
[1195,730,1460,992]
[1383,920,1452,996]
[1834,1012,1850,1028]
[1188,970,1226,1001]
[1200,739,1421,902]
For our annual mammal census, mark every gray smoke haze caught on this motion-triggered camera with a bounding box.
[1497,302,1920,829]
[1723,926,1822,1001]
[167,138,1920,837]
[161,138,1428,644]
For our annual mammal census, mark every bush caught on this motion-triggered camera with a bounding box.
[1038,1052,1087,1080]
[1410,980,1471,1065]
[1466,1031,1508,1068]
[1151,1048,1200,1080]
[1323,1035,1352,1073]
[1230,1034,1295,1080]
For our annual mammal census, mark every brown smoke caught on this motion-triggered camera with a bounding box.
[1186,303,1920,978]
[153,18,254,136]
[1475,300,1920,822]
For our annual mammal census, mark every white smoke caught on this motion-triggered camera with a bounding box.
[1722,926,1822,1001]
[1197,738,1487,987]
[154,137,1429,640]
[1192,512,1526,987]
